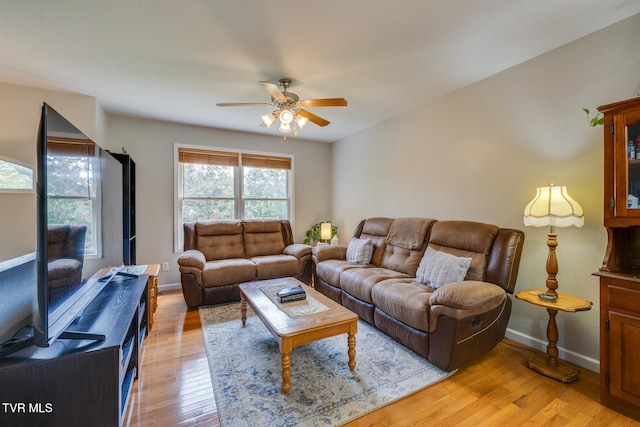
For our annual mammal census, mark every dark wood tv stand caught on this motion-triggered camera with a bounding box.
[0,273,149,427]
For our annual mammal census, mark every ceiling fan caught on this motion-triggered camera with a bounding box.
[216,78,347,137]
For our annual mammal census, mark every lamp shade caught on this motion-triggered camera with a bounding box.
[261,113,276,128]
[320,222,332,241]
[523,184,584,228]
[280,109,294,124]
[294,115,308,129]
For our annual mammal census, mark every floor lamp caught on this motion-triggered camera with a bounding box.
[523,183,584,301]
[520,183,590,382]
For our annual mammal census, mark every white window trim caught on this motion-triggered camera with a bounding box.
[173,143,294,253]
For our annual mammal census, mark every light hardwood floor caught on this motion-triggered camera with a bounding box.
[124,290,640,426]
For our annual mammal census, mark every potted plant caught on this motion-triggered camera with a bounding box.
[303,221,338,245]
[582,108,603,127]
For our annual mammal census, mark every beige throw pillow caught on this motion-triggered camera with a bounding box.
[346,238,374,264]
[416,247,471,289]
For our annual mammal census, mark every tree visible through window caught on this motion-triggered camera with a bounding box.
[176,147,292,250]
[0,157,33,191]
[243,166,288,218]
[47,138,98,255]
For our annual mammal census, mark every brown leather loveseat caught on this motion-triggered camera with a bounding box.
[313,217,524,371]
[178,219,312,308]
[47,224,87,288]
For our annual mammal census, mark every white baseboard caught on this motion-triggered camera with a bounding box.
[505,328,600,374]
[158,282,182,293]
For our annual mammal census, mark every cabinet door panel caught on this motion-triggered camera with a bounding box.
[609,310,640,406]
[614,109,640,218]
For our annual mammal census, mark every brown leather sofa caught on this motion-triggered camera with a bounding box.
[178,219,312,308]
[47,224,87,288]
[313,217,524,371]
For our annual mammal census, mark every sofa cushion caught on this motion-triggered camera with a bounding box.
[346,238,374,264]
[315,259,368,288]
[371,278,434,332]
[386,217,434,250]
[340,267,411,303]
[243,219,286,257]
[251,254,300,279]
[201,258,256,288]
[416,247,471,289]
[380,218,435,276]
[428,281,507,332]
[428,221,498,281]
[48,225,70,260]
[358,218,394,266]
[196,220,245,261]
[48,258,83,288]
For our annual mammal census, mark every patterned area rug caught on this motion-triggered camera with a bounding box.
[199,302,455,427]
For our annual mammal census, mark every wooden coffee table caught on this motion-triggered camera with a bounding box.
[239,278,358,395]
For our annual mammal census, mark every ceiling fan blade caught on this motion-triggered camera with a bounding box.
[216,102,271,107]
[298,98,348,108]
[259,81,287,102]
[297,109,330,127]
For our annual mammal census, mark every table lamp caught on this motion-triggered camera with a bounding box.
[320,222,332,244]
[523,183,584,302]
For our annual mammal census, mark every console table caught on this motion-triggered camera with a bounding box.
[144,264,160,330]
[0,273,149,426]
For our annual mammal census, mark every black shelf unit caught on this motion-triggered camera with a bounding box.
[110,153,136,265]
[0,274,149,427]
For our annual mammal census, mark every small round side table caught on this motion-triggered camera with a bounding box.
[515,289,592,382]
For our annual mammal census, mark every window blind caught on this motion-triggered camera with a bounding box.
[178,147,239,166]
[47,137,95,157]
[178,148,291,170]
[242,153,291,170]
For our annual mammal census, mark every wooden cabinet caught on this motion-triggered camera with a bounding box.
[597,275,640,419]
[596,97,640,420]
[0,274,148,426]
[110,153,136,265]
[600,97,640,227]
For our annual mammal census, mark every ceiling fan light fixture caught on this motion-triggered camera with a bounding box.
[280,109,294,124]
[279,122,291,133]
[261,113,276,128]
[294,115,308,129]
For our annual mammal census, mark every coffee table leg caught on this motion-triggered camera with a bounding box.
[348,331,356,372]
[240,292,247,326]
[282,351,291,395]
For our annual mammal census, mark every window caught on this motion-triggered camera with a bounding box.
[0,156,34,192]
[175,146,293,251]
[47,138,99,256]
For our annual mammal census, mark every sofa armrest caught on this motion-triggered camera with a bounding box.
[283,243,312,260]
[428,281,507,331]
[312,245,347,263]
[178,249,206,270]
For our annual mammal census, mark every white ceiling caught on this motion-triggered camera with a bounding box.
[1,1,639,143]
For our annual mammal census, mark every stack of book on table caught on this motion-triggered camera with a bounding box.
[277,285,306,303]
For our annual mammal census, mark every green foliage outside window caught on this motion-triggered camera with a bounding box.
[0,158,33,190]
[181,163,289,222]
[182,163,235,221]
[47,154,95,252]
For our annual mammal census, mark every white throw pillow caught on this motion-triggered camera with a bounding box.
[346,238,374,264]
[416,247,471,289]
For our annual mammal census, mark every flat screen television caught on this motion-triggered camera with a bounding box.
[33,103,125,348]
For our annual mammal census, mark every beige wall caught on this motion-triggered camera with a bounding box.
[331,14,640,371]
[0,82,98,261]
[104,115,333,287]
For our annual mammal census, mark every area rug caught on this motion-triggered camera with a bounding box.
[199,302,455,427]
